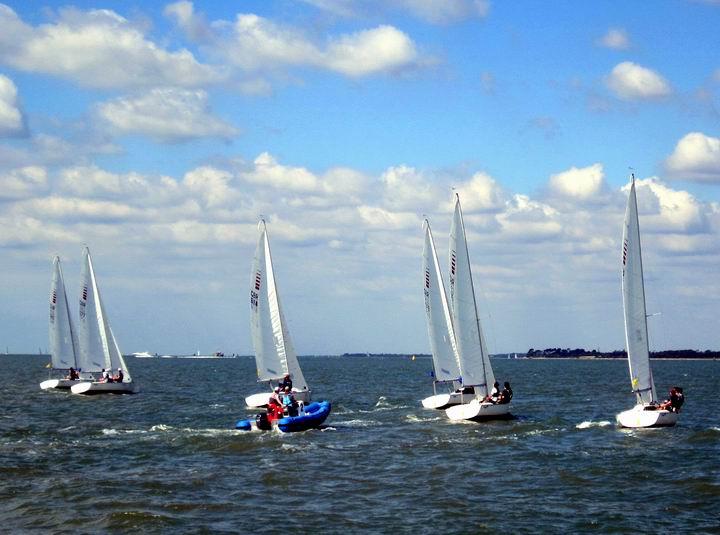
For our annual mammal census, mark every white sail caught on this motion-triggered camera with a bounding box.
[449,195,495,397]
[621,178,655,404]
[250,221,307,390]
[49,256,78,370]
[77,247,131,380]
[422,221,461,383]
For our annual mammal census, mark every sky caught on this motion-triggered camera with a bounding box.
[1,0,719,356]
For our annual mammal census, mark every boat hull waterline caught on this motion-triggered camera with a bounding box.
[245,389,311,408]
[235,401,331,433]
[445,400,512,421]
[616,405,678,428]
[70,381,137,395]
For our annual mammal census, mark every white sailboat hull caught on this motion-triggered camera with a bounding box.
[39,378,88,390]
[616,404,678,428]
[445,399,512,421]
[71,381,136,395]
[421,391,479,410]
[245,389,311,408]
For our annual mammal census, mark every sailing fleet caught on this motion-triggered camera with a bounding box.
[35,182,684,430]
[40,248,135,395]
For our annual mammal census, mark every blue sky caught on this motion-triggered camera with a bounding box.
[1,0,719,355]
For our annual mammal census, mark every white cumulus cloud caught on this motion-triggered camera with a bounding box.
[605,61,672,100]
[0,5,221,89]
[0,166,47,199]
[549,163,605,200]
[0,74,24,136]
[664,132,720,183]
[226,14,419,77]
[96,88,238,143]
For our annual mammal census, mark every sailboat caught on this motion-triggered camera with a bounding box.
[238,220,330,432]
[616,176,678,428]
[70,247,136,395]
[445,194,511,421]
[40,256,86,390]
[245,220,312,407]
[420,220,467,409]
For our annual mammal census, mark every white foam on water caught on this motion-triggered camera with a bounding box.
[335,419,380,428]
[576,420,612,429]
[149,424,173,432]
[102,428,148,435]
[406,414,441,423]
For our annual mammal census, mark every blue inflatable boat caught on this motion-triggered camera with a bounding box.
[235,401,331,432]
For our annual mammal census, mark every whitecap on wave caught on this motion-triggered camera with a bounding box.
[576,420,612,429]
[406,414,442,423]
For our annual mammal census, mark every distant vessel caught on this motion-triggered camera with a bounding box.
[444,195,511,422]
[616,176,679,428]
[70,247,136,395]
[420,220,466,410]
[40,256,87,391]
[178,351,234,359]
[131,351,155,358]
[239,220,330,432]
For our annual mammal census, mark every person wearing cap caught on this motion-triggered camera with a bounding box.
[99,369,109,383]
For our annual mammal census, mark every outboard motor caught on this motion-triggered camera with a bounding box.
[255,412,271,430]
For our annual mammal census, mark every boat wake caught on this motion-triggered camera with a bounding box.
[576,420,612,429]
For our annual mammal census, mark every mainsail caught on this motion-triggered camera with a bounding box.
[249,221,308,390]
[422,221,461,383]
[621,178,655,404]
[78,247,131,380]
[49,256,78,370]
[449,195,495,397]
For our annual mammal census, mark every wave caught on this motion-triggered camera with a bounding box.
[405,414,442,423]
[333,419,380,428]
[576,420,612,429]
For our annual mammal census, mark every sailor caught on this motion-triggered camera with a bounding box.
[660,387,684,412]
[498,382,513,404]
[279,373,293,391]
[99,369,109,383]
[66,367,79,380]
[113,368,124,383]
[671,387,684,412]
[267,396,284,421]
[282,387,298,417]
[486,382,500,403]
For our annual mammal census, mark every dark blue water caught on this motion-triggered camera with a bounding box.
[1,355,718,533]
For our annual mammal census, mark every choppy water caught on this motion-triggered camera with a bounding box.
[1,355,719,533]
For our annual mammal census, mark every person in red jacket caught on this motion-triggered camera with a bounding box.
[267,397,284,422]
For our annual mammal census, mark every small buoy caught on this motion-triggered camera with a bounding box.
[411,355,416,361]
